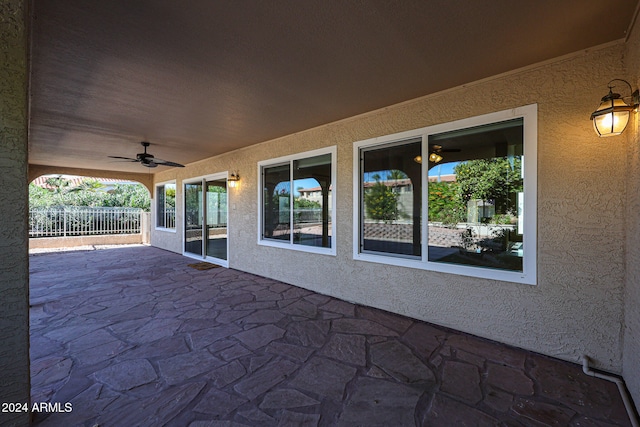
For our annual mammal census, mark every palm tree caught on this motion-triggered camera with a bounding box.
[45,176,71,194]
[387,169,407,181]
[67,179,104,193]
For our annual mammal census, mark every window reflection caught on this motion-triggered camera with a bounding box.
[427,118,524,272]
[293,154,332,248]
[262,153,334,249]
[156,185,165,228]
[184,182,203,256]
[361,139,421,257]
[156,183,176,229]
[263,164,291,241]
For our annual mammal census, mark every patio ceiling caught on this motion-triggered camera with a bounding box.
[29,0,640,173]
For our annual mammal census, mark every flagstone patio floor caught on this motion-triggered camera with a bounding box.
[29,245,635,426]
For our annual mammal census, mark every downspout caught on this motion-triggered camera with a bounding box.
[581,355,639,427]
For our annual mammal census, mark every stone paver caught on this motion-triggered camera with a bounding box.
[319,333,366,366]
[234,324,286,350]
[93,359,157,391]
[441,360,482,404]
[370,340,435,383]
[29,246,635,426]
[158,350,225,385]
[486,362,535,395]
[288,357,356,400]
[337,377,423,426]
[259,389,319,409]
[233,359,298,400]
[193,389,249,417]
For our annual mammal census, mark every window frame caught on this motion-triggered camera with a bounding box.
[352,105,537,285]
[155,180,177,232]
[257,146,337,256]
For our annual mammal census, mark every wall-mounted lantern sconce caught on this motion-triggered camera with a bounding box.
[590,79,639,137]
[228,171,240,188]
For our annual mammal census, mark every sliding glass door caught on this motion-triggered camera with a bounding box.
[205,178,227,260]
[184,174,228,266]
[184,181,203,256]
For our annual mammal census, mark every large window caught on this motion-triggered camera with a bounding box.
[155,181,176,230]
[259,147,336,255]
[353,105,537,284]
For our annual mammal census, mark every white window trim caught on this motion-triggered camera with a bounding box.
[154,180,177,233]
[257,146,337,256]
[352,104,537,285]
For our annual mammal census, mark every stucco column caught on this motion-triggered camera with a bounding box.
[0,1,30,426]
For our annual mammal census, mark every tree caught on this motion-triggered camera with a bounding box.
[364,176,399,221]
[102,184,151,210]
[67,179,104,193]
[454,157,522,213]
[29,183,56,208]
[29,177,151,211]
[428,181,465,224]
[386,169,407,181]
[164,186,176,207]
[294,198,321,209]
[44,176,70,194]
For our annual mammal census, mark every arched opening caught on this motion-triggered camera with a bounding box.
[28,173,152,252]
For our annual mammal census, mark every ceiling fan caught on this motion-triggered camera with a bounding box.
[427,144,461,163]
[109,142,185,168]
[415,144,461,164]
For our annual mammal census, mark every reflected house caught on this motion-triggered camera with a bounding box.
[360,175,457,221]
[297,185,333,208]
[427,174,456,183]
[361,175,455,223]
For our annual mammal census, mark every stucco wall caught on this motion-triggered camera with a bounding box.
[29,234,143,250]
[0,1,30,426]
[154,42,629,372]
[623,18,640,413]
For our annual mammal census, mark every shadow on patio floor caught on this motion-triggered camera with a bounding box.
[29,246,633,426]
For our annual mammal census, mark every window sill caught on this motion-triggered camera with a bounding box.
[155,227,177,233]
[258,239,336,256]
[353,251,535,285]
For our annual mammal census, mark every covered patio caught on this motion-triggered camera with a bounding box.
[30,245,632,426]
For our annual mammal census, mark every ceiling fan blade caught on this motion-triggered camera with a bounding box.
[152,158,185,167]
[108,156,139,162]
[109,142,183,168]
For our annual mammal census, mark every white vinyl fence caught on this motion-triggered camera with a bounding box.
[29,207,143,238]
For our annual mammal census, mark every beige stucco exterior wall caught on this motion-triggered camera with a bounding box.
[153,41,630,373]
[623,17,640,413]
[0,1,30,426]
[29,234,143,250]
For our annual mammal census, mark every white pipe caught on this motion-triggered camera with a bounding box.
[581,355,639,427]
